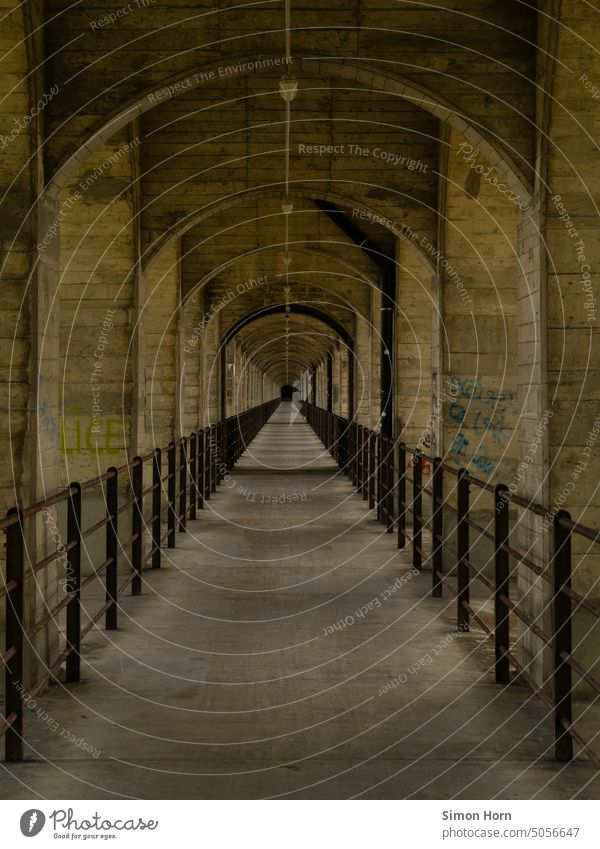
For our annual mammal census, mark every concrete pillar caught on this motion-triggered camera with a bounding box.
[145,241,179,447]
[439,128,520,484]
[395,238,434,446]
[515,1,600,688]
[355,304,373,425]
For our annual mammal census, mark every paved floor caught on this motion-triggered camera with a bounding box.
[2,402,599,799]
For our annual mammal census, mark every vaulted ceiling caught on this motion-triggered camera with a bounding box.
[45,0,538,386]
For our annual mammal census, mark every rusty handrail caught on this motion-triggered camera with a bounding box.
[302,401,600,769]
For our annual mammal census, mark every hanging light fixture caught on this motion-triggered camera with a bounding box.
[278,73,298,103]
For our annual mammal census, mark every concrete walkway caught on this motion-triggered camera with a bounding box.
[2,402,599,799]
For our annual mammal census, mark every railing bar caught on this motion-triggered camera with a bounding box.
[463,472,496,494]
[117,498,136,515]
[19,487,73,520]
[27,595,72,639]
[497,592,552,646]
[141,545,159,567]
[78,470,116,493]
[564,521,600,543]
[559,718,600,769]
[0,712,18,736]
[118,533,140,551]
[462,601,494,637]
[467,564,495,593]
[28,541,78,576]
[0,646,18,669]
[561,585,600,619]
[118,571,135,594]
[0,579,19,600]
[81,515,111,539]
[79,558,112,592]
[80,606,110,640]
[560,652,600,696]
[25,649,72,702]
[466,517,495,543]
[501,647,554,710]
[436,571,458,597]
[500,541,552,585]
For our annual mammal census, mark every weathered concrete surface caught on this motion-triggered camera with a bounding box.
[1,404,597,800]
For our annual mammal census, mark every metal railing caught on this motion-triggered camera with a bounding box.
[0,398,279,762]
[302,401,600,768]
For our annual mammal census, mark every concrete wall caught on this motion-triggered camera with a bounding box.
[395,239,433,446]
[59,131,137,482]
[0,1,36,514]
[440,129,520,486]
[144,241,179,449]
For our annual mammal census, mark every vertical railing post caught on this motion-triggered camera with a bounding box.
[198,431,205,509]
[374,433,381,516]
[358,425,368,500]
[367,429,372,503]
[152,449,161,569]
[343,419,349,473]
[217,423,224,485]
[412,449,422,571]
[431,458,443,597]
[189,433,197,521]
[167,443,176,548]
[210,425,217,493]
[354,422,359,487]
[386,437,394,533]
[105,468,119,630]
[379,436,387,527]
[457,468,470,631]
[131,458,143,596]
[66,483,82,682]
[179,438,187,531]
[494,484,510,683]
[4,507,25,761]
[553,510,573,762]
[397,442,406,550]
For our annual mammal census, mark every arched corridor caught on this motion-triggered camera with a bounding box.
[2,402,599,800]
[1,0,600,819]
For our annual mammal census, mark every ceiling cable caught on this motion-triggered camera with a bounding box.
[285,0,291,64]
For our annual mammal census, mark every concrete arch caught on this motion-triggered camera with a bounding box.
[47,56,531,203]
[183,244,379,307]
[222,307,354,417]
[237,326,337,361]
[143,187,436,275]
[223,304,353,349]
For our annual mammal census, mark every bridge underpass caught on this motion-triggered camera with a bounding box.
[2,0,600,814]
[2,402,598,800]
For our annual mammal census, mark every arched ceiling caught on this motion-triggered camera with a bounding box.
[231,312,341,384]
[46,0,537,389]
[45,2,537,187]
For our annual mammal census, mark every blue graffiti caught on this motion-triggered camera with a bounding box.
[450,432,470,457]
